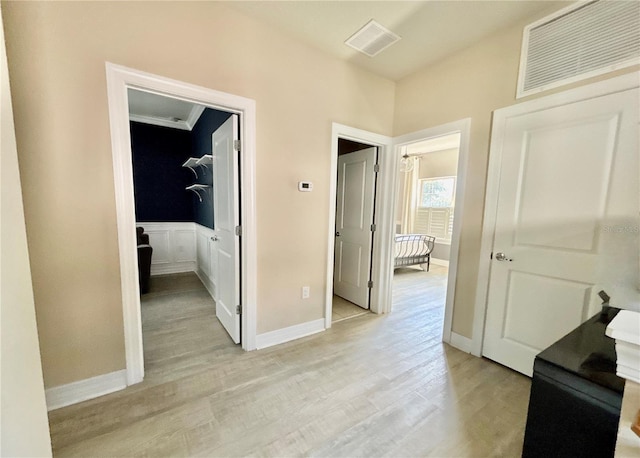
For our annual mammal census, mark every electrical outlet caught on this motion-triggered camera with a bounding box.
[302,286,310,299]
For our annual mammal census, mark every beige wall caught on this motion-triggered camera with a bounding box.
[2,1,395,388]
[0,4,52,454]
[418,148,458,179]
[394,8,640,338]
[4,0,638,390]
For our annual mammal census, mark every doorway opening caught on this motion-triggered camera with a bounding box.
[392,133,461,339]
[331,138,379,323]
[127,88,241,378]
[106,63,257,386]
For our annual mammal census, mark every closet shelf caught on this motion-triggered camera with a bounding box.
[186,184,211,202]
[182,155,214,178]
[196,154,213,166]
[182,158,200,178]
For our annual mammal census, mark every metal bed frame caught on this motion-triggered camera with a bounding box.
[394,234,436,271]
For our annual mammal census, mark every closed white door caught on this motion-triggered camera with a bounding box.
[334,147,377,309]
[212,115,240,344]
[483,88,639,376]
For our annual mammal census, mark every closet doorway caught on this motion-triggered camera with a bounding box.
[106,64,257,386]
[331,138,379,322]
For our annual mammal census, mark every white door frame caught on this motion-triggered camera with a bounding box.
[105,63,258,386]
[326,124,393,328]
[391,119,471,346]
[472,71,640,358]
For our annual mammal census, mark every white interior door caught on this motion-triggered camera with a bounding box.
[483,88,639,376]
[334,147,377,309]
[212,115,240,343]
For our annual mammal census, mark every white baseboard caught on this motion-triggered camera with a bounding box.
[256,318,325,350]
[430,258,449,267]
[150,261,196,276]
[449,332,473,354]
[45,369,127,411]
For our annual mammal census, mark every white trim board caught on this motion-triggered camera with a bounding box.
[391,118,471,347]
[472,71,640,358]
[106,63,258,389]
[138,222,198,276]
[255,319,325,350]
[45,370,127,411]
[449,332,473,354]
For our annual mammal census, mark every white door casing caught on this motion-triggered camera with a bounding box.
[482,87,639,376]
[212,115,241,343]
[334,147,377,309]
[107,63,258,385]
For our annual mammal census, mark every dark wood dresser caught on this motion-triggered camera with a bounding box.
[522,307,625,457]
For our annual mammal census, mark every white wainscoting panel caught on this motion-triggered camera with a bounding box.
[195,224,217,299]
[175,230,197,263]
[137,222,197,275]
[45,370,127,411]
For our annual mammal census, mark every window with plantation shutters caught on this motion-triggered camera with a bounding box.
[413,177,455,241]
[517,0,640,98]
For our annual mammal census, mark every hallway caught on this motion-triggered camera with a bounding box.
[48,269,530,457]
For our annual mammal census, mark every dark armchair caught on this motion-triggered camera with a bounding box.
[136,226,153,294]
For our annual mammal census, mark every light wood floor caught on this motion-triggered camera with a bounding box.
[332,295,369,322]
[48,268,531,457]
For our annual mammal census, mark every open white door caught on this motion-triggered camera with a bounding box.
[333,147,377,309]
[212,115,241,343]
[482,88,639,376]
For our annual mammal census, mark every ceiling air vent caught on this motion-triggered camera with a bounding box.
[517,0,640,98]
[345,20,401,57]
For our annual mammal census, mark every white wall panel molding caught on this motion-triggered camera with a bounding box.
[195,223,217,299]
[137,222,197,276]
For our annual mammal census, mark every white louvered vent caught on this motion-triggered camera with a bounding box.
[345,20,401,57]
[517,0,640,98]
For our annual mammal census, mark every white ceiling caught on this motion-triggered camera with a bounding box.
[406,133,461,155]
[228,0,569,81]
[128,89,205,130]
[128,1,570,123]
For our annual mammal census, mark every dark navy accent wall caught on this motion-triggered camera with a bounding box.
[190,108,232,229]
[130,122,194,222]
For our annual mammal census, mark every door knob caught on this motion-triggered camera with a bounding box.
[495,252,512,262]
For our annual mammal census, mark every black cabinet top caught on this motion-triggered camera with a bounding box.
[536,306,625,394]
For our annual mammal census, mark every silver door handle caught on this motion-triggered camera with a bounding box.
[211,236,218,241]
[495,252,512,262]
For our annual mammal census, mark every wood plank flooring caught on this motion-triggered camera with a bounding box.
[49,268,531,457]
[331,295,369,322]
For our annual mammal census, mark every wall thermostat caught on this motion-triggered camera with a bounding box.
[298,181,313,192]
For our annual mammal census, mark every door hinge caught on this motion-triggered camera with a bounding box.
[490,252,493,260]
[235,225,242,236]
[370,224,376,232]
[236,305,242,315]
[234,140,241,152]
[374,163,380,173]
[367,280,373,289]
